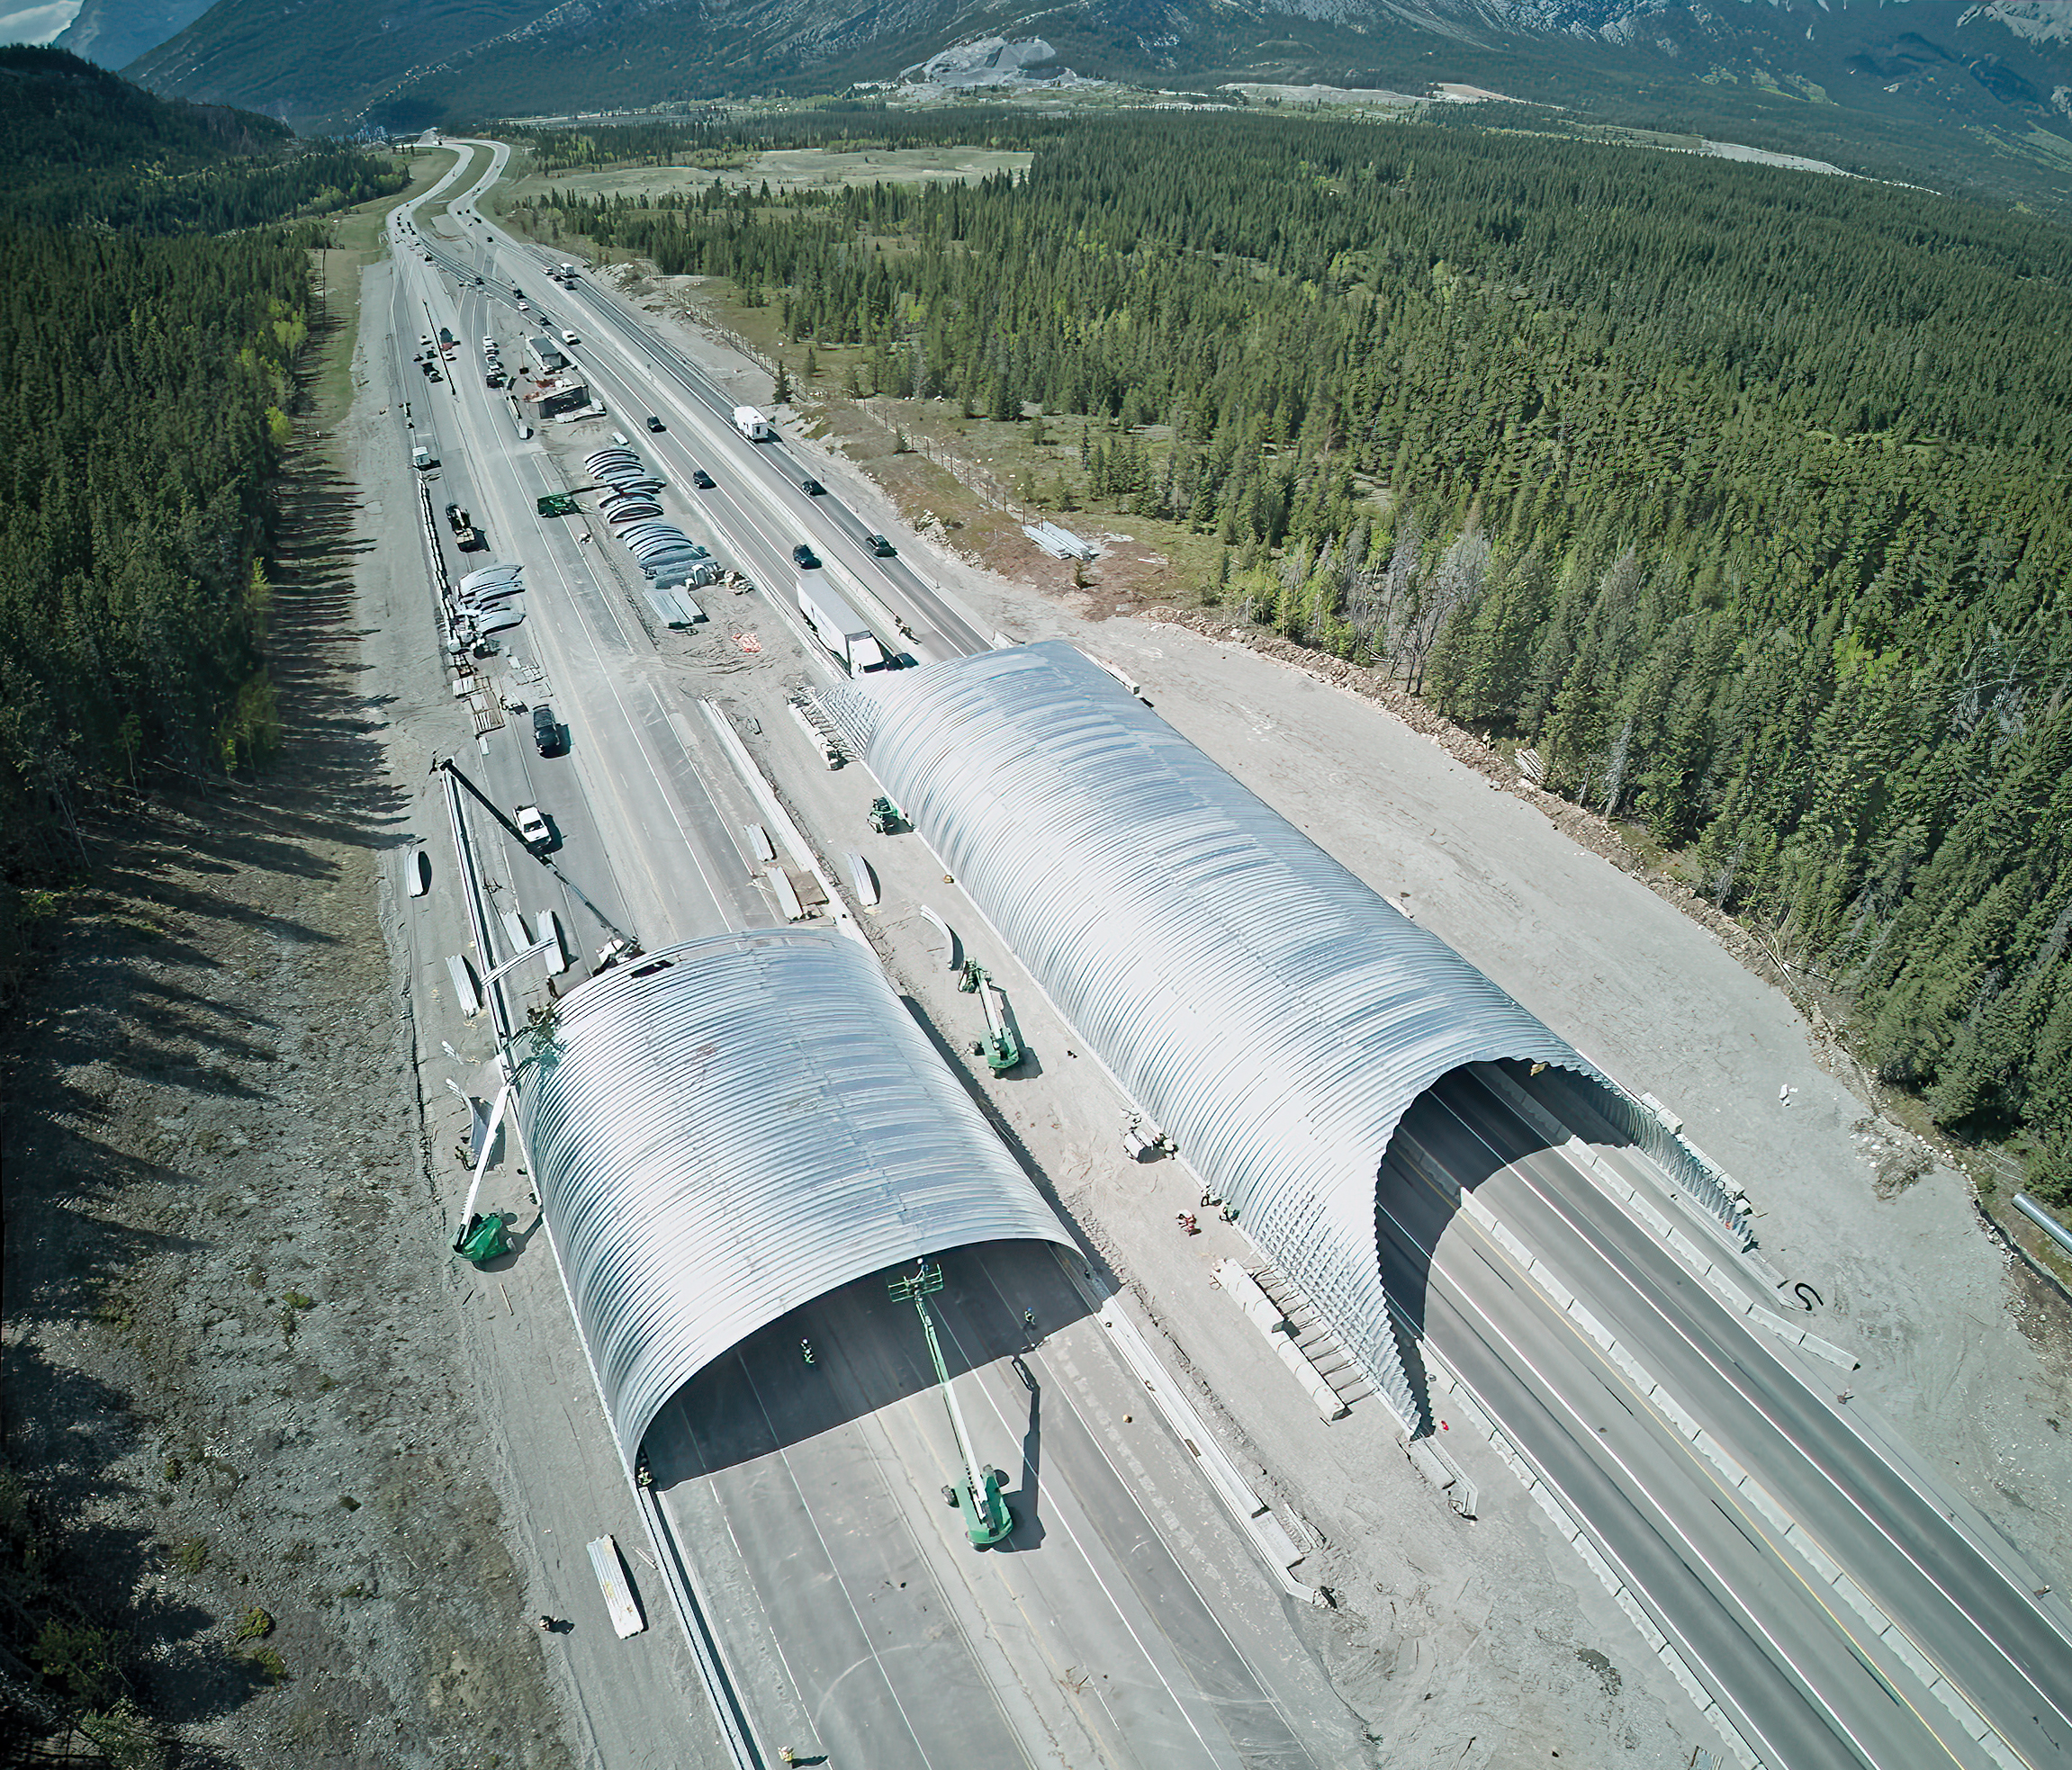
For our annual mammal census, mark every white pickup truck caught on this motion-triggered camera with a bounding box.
[515,805,553,853]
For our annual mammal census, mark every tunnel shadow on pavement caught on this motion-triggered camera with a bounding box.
[1374,1060,1622,1435]
[992,1352,1047,1552]
[644,1238,1087,1489]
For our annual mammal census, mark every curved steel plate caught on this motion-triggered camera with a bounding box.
[824,641,1614,1428]
[517,927,1071,1459]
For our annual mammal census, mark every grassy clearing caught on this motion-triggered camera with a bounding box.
[509,220,1232,609]
[504,144,1030,209]
[427,143,491,222]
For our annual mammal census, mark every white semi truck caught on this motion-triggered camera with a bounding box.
[732,405,775,441]
[796,577,887,675]
[820,555,896,640]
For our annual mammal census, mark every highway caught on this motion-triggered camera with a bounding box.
[380,147,1369,1769]
[383,141,2072,1770]
[648,1242,1353,1768]
[410,143,993,669]
[1381,1065,2070,1770]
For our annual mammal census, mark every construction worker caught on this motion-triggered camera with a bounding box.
[779,1750,797,1766]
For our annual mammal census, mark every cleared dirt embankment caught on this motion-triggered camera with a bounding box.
[0,234,569,1768]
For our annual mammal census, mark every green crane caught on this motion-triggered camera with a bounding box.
[888,1260,1014,1547]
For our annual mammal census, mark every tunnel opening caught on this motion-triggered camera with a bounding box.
[635,1238,1088,1490]
[1373,1058,1670,1438]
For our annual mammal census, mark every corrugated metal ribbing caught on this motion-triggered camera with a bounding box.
[825,642,1613,1433]
[516,927,1072,1460]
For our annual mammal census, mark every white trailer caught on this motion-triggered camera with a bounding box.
[820,555,898,646]
[732,405,775,441]
[795,576,887,675]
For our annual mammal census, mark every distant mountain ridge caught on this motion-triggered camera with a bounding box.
[54,0,215,74]
[121,0,2072,205]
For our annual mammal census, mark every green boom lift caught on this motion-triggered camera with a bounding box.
[889,1260,1015,1547]
[958,961,1021,1073]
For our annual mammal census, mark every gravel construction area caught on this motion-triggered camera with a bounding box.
[545,270,2071,1757]
[0,302,573,1766]
[724,696,1714,1766]
[10,210,2062,1766]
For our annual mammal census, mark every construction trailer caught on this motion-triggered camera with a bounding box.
[526,377,591,419]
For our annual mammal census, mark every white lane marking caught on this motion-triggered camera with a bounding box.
[656,1404,870,1770]
[394,256,699,944]
[440,324,734,939]
[568,351,850,685]
[924,1280,1245,1767]
[482,221,984,655]
[1382,1191,1928,1770]
[961,1259,1317,1757]
[728,1350,942,1770]
[1434,1083,2071,1754]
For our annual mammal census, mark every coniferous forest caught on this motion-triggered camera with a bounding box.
[0,50,404,948]
[528,112,2071,1190]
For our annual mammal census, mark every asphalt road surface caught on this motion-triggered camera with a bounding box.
[384,150,1369,1770]
[648,1241,1356,1768]
[1382,1066,2070,1770]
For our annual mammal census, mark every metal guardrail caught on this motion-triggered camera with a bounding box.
[2013,1191,2072,1259]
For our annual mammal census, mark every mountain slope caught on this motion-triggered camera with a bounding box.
[53,0,216,72]
[124,0,2072,206]
[0,40,299,228]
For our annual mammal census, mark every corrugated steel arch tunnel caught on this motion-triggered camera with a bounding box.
[821,641,1629,1434]
[515,927,1074,1462]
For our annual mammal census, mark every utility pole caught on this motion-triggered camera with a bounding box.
[889,1260,1014,1547]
